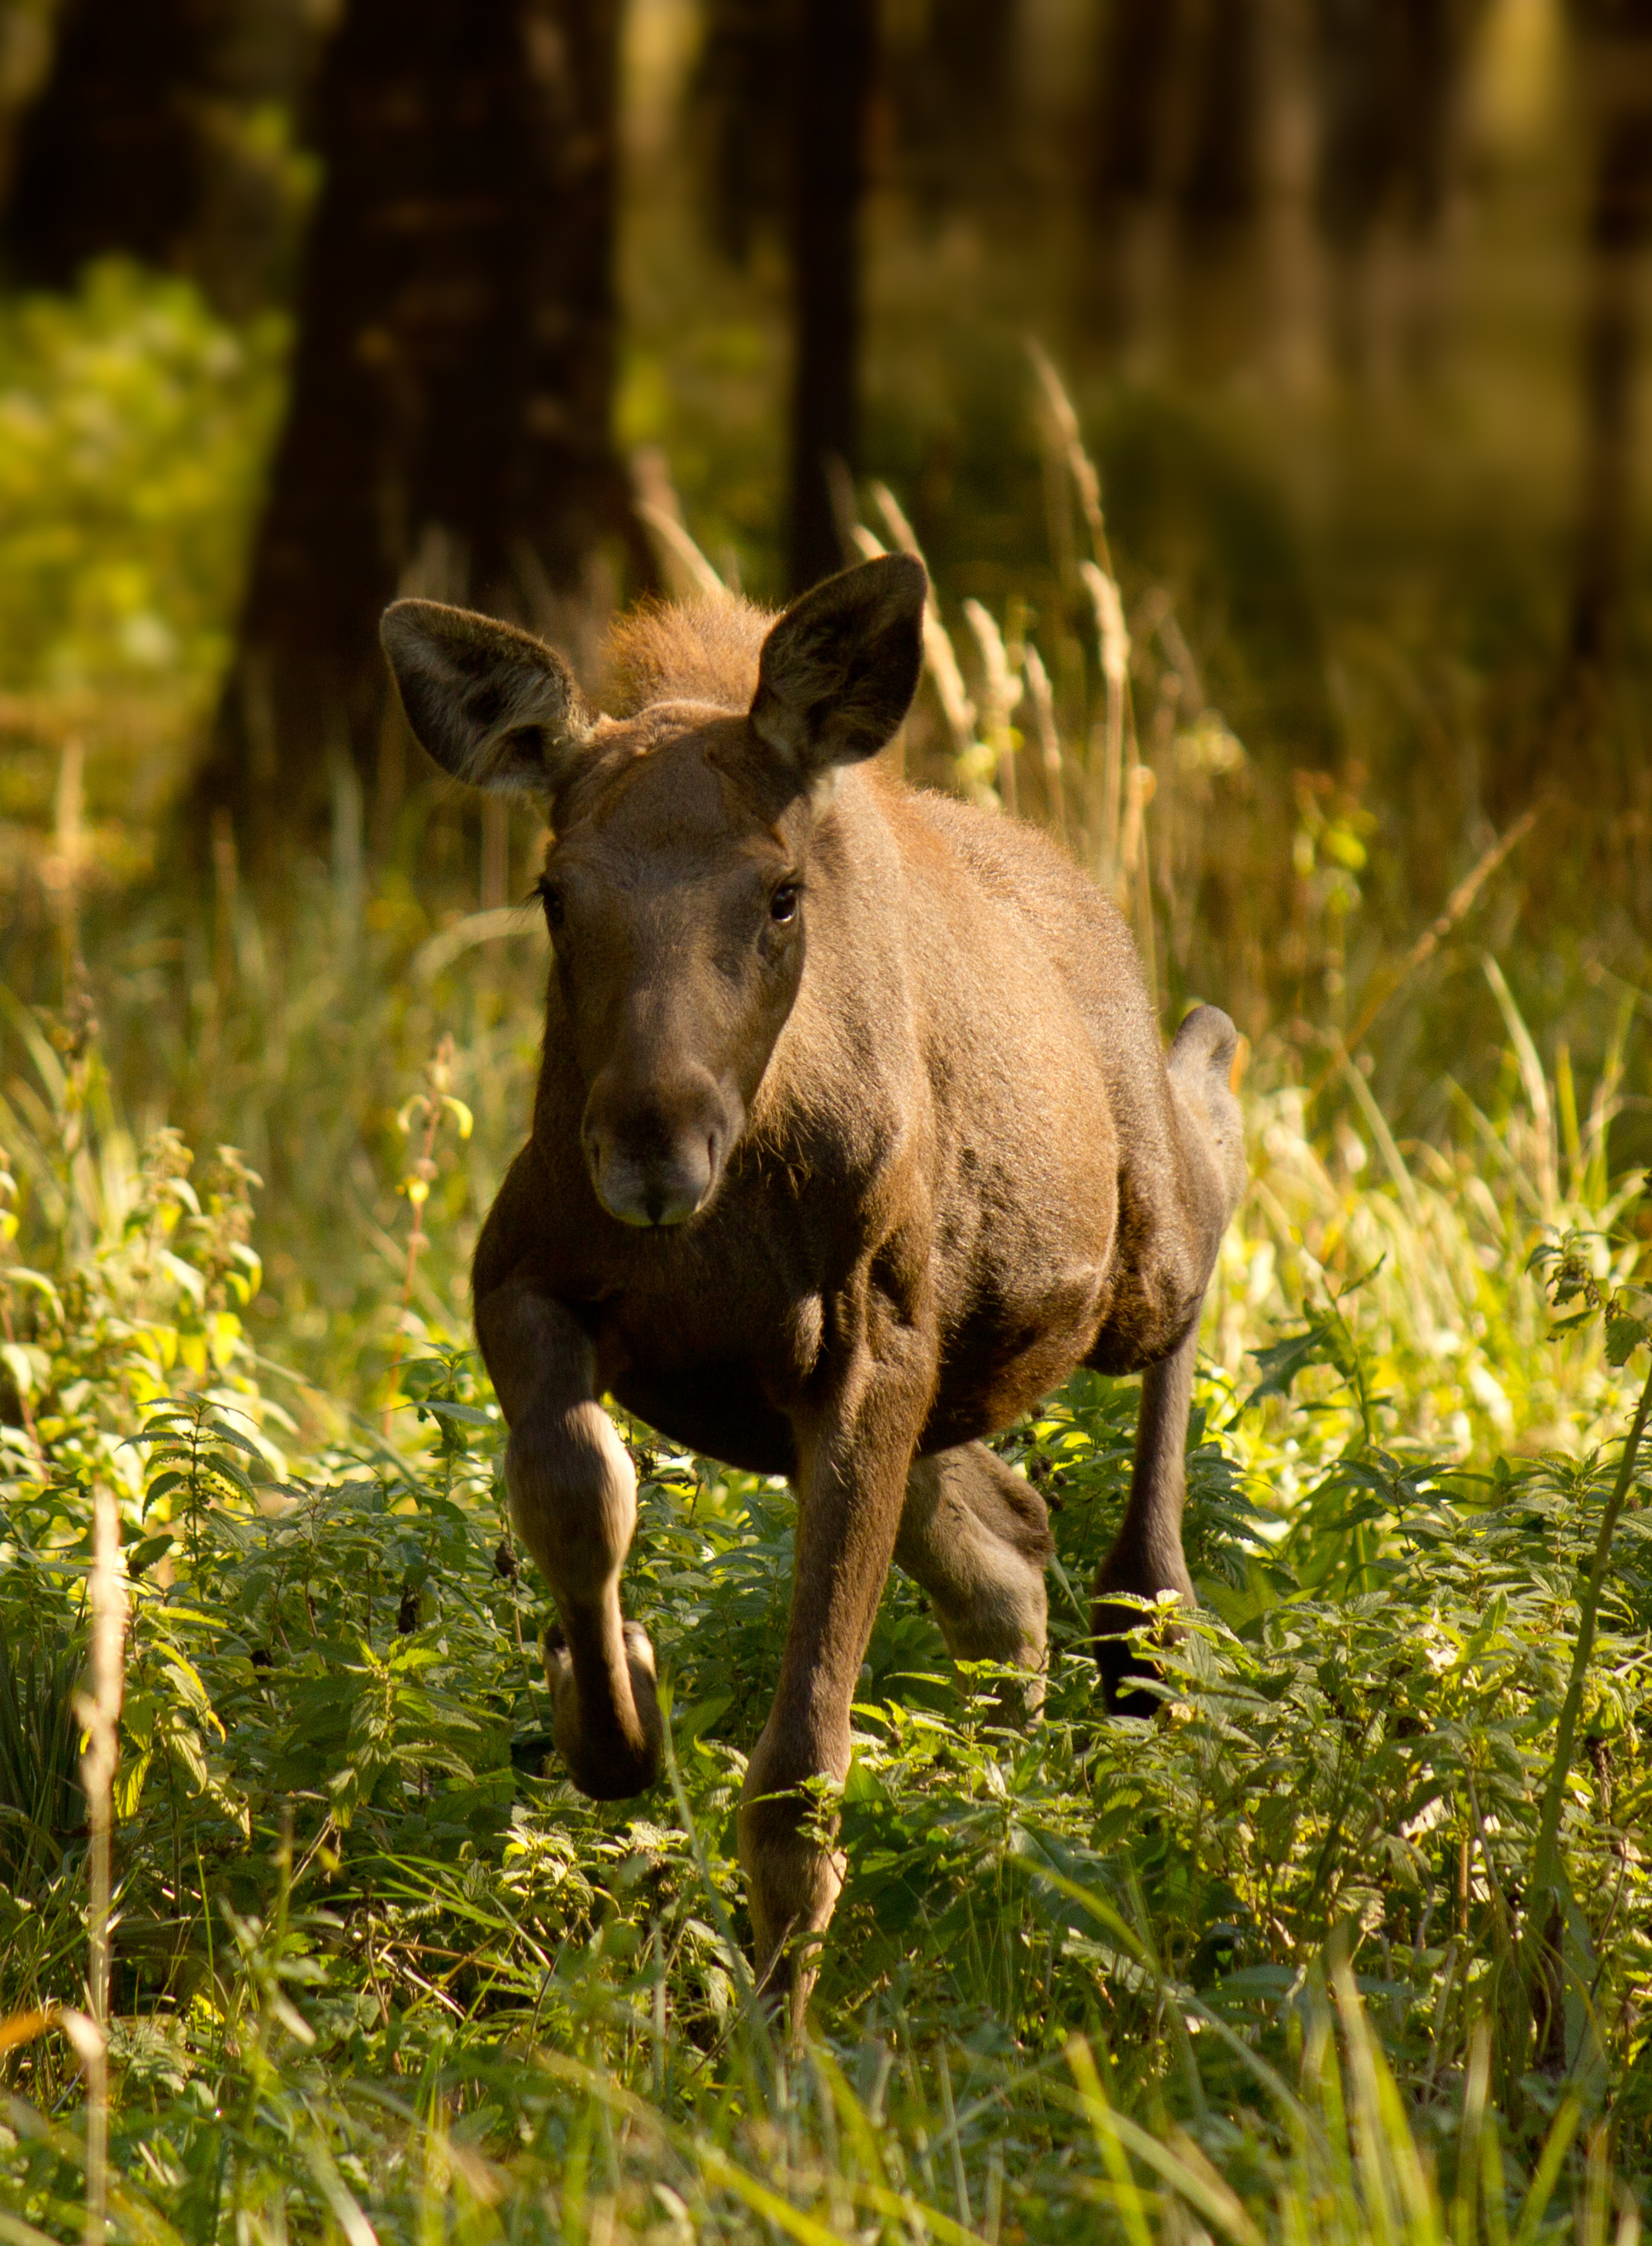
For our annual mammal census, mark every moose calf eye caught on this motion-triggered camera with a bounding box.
[538,882,565,928]
[769,883,799,924]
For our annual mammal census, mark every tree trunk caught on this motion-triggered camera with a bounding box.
[191,0,320,319]
[885,0,1020,223]
[1313,0,1482,382]
[788,0,873,591]
[196,0,643,857]
[690,0,796,264]
[0,0,312,316]
[1,0,206,286]
[1081,0,1265,377]
[1556,0,1652,782]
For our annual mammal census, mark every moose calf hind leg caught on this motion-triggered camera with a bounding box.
[1094,1005,1245,1715]
[541,1615,663,1800]
[1093,1322,1199,1713]
[897,1443,1052,1723]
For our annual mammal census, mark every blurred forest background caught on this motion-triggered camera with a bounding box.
[0,0,1648,1180]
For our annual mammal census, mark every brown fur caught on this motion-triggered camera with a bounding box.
[379,559,1246,2035]
[603,597,771,715]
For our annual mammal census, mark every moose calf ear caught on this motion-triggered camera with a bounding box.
[751,554,926,778]
[380,599,592,798]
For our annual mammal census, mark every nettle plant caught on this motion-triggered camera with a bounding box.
[1531,1227,1652,1371]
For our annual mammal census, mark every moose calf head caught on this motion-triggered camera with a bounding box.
[381,556,925,1229]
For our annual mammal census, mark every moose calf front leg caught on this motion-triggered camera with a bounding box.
[477,1279,662,1799]
[740,1338,931,2035]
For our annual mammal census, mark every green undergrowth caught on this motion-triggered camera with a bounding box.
[0,264,286,857]
[0,959,1649,2245]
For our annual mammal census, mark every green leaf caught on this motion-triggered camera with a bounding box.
[1605,1313,1648,1368]
[1241,1324,1335,1412]
[208,1454,254,1496]
[126,1532,176,1575]
[202,1420,265,1458]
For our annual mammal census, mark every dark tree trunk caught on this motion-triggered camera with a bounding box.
[1082,0,1189,359]
[885,0,1020,222]
[1,0,206,286]
[196,0,643,855]
[688,0,875,591]
[1080,0,1265,375]
[191,0,319,318]
[1314,0,1470,247]
[0,0,311,315]
[691,0,797,264]
[1312,0,1482,378]
[1557,0,1652,777]
[788,0,873,592]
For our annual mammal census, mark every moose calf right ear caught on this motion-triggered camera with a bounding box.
[751,554,926,781]
[380,599,592,799]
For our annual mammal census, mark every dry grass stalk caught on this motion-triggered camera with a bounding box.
[860,489,985,789]
[1120,762,1156,885]
[1028,339,1109,567]
[1026,342,1154,908]
[962,600,1022,818]
[75,1479,127,2244]
[1485,951,1559,1218]
[630,449,732,604]
[40,736,88,988]
[1080,562,1130,889]
[1021,645,1069,848]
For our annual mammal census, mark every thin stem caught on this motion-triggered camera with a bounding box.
[1521,1349,1652,2025]
[383,1073,447,1436]
[0,1291,43,1464]
[78,1483,127,2246]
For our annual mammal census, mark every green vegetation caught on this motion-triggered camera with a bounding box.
[0,264,286,844]
[0,904,1648,2244]
[0,262,1650,2246]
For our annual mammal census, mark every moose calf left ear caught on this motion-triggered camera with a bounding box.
[381,598,593,800]
[750,554,926,779]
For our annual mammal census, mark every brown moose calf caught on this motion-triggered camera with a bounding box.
[380,557,1245,2028]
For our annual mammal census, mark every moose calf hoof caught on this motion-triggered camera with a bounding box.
[1091,1585,1190,1718]
[543,1617,665,1799]
[754,1928,832,2054]
[965,1657,1047,1731]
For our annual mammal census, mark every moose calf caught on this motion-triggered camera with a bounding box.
[381,557,1245,2030]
